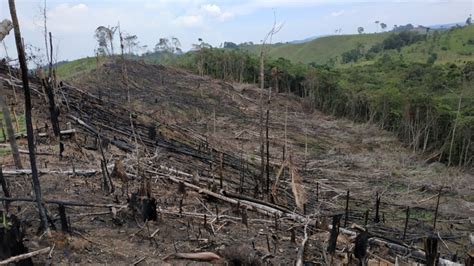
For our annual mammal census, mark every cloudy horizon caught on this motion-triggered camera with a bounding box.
[1,0,472,62]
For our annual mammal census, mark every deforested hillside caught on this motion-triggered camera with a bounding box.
[76,59,474,259]
[2,0,474,264]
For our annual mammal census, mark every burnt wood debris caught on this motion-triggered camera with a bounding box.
[0,57,470,265]
[0,25,471,265]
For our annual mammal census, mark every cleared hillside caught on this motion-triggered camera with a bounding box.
[1,59,473,264]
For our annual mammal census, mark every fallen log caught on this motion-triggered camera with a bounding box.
[296,224,308,266]
[38,129,77,137]
[0,197,125,208]
[150,168,311,221]
[0,247,51,265]
[2,168,99,177]
[163,252,222,262]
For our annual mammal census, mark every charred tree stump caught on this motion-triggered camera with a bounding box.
[0,167,11,212]
[364,209,369,227]
[424,235,439,266]
[219,153,223,189]
[316,182,319,202]
[374,192,381,223]
[433,187,442,230]
[128,193,157,222]
[100,160,110,193]
[99,136,113,193]
[327,214,342,255]
[58,204,70,233]
[344,190,350,227]
[0,214,33,266]
[403,206,410,241]
[354,230,369,266]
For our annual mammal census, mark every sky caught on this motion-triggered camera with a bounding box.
[0,0,473,62]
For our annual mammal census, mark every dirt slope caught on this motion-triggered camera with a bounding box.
[0,59,472,264]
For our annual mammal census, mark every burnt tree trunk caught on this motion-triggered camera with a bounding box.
[0,94,22,169]
[0,167,11,212]
[45,32,60,137]
[8,0,49,231]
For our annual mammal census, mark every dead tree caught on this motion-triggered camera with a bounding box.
[0,19,21,169]
[43,32,60,138]
[0,166,12,212]
[43,79,60,137]
[8,0,49,231]
[0,94,22,169]
[258,13,282,194]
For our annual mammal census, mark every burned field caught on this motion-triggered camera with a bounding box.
[0,60,473,265]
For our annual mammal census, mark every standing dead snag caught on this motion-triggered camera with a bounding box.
[258,14,282,194]
[0,21,22,170]
[8,0,49,231]
[0,95,22,169]
[374,192,381,223]
[433,187,442,230]
[344,190,350,227]
[403,206,410,241]
[43,32,60,138]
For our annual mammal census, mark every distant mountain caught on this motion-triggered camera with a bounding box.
[289,35,326,44]
[428,22,466,30]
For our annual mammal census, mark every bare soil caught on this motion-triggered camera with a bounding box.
[0,59,472,265]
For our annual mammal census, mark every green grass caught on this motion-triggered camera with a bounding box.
[56,57,98,80]
[244,33,389,65]
[242,26,474,66]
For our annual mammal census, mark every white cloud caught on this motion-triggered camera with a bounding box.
[174,15,204,27]
[200,4,234,21]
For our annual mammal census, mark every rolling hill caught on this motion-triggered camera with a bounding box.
[55,25,474,80]
[241,25,474,66]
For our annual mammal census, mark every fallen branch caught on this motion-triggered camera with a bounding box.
[2,168,99,177]
[296,224,308,266]
[150,169,302,219]
[0,197,125,208]
[163,252,222,262]
[0,247,51,265]
[2,163,115,177]
[152,168,459,265]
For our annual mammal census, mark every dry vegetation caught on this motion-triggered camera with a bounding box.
[0,59,473,265]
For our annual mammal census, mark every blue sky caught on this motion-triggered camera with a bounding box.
[0,0,472,61]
